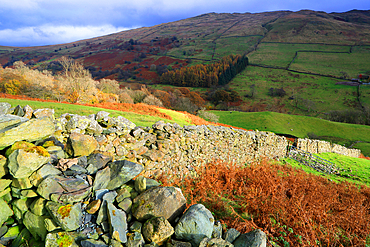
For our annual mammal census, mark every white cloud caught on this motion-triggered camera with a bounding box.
[0,24,135,46]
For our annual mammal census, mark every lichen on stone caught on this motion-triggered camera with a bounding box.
[56,232,73,247]
[58,204,72,219]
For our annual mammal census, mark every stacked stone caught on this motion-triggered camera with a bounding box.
[0,102,266,247]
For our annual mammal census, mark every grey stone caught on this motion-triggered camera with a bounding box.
[135,176,146,193]
[212,222,223,238]
[33,108,55,119]
[199,238,233,247]
[8,148,50,178]
[0,225,7,238]
[23,211,47,241]
[0,198,13,226]
[96,111,110,122]
[23,105,33,118]
[146,178,161,189]
[66,132,98,157]
[0,102,11,114]
[13,105,24,117]
[0,225,21,245]
[102,190,118,203]
[0,179,11,191]
[80,239,109,247]
[46,201,83,231]
[132,186,186,222]
[0,114,28,131]
[116,184,135,202]
[0,155,7,178]
[107,202,127,243]
[233,229,266,247]
[45,231,84,247]
[174,204,215,247]
[29,197,48,216]
[142,216,174,245]
[224,228,240,244]
[118,197,132,212]
[126,231,145,247]
[29,163,62,187]
[166,239,192,247]
[86,153,112,175]
[107,160,143,190]
[95,189,109,200]
[130,221,143,233]
[0,117,55,150]
[93,166,110,191]
[44,217,62,232]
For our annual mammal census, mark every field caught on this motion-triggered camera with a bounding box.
[210,110,370,156]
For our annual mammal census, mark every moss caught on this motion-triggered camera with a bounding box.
[42,140,55,148]
[24,146,50,157]
[58,204,72,219]
[5,141,35,157]
[56,232,73,247]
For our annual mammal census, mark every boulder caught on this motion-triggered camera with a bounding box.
[199,238,233,247]
[0,114,28,132]
[86,153,112,175]
[7,147,50,178]
[174,204,214,247]
[0,117,55,150]
[66,132,98,157]
[132,186,186,222]
[224,228,240,243]
[233,229,266,247]
[142,216,174,245]
[93,166,111,191]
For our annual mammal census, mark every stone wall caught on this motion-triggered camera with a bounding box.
[297,138,361,158]
[54,112,289,179]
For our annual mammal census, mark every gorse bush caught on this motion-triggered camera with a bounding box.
[160,160,370,246]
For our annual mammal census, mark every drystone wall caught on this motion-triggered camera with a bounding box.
[54,112,289,179]
[297,138,361,158]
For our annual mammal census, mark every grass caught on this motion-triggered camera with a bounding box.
[282,152,370,186]
[0,97,193,127]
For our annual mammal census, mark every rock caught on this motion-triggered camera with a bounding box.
[0,155,7,178]
[146,178,161,189]
[233,229,266,247]
[0,225,21,245]
[37,175,90,202]
[132,186,186,222]
[46,146,66,159]
[44,217,62,231]
[107,160,143,190]
[126,231,145,247]
[0,102,11,114]
[13,105,24,117]
[199,238,233,247]
[46,202,83,231]
[86,153,112,175]
[116,184,135,202]
[29,197,48,216]
[0,179,11,191]
[29,163,62,187]
[212,222,223,238]
[45,232,83,247]
[0,226,7,238]
[8,228,31,247]
[33,108,54,119]
[0,114,28,131]
[166,239,192,247]
[174,204,214,247]
[93,166,111,191]
[8,146,50,178]
[0,199,13,226]
[96,111,110,122]
[224,228,240,243]
[0,117,55,150]
[23,105,33,119]
[107,202,127,243]
[135,176,146,193]
[80,239,109,247]
[118,198,132,212]
[23,211,47,241]
[5,140,35,157]
[86,199,101,214]
[142,216,174,245]
[130,221,143,233]
[12,177,32,189]
[66,132,98,157]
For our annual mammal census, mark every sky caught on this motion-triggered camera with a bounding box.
[0,0,369,47]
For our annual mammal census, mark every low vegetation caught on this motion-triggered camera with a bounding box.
[161,160,370,246]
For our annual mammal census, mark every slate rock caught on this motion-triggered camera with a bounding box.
[0,114,28,132]
[0,226,7,238]
[0,225,20,245]
[0,199,13,226]
[8,147,51,178]
[224,228,240,244]
[0,117,55,150]
[166,239,192,247]
[23,105,33,119]
[45,231,84,247]
[13,105,24,117]
[126,231,145,247]
[146,178,161,189]
[142,216,174,245]
[46,201,83,231]
[174,204,215,247]
[9,228,32,247]
[135,176,146,193]
[29,163,62,187]
[86,199,101,214]
[23,211,47,241]
[116,184,135,202]
[107,160,143,190]
[233,229,266,247]
[199,238,233,247]
[107,202,127,243]
[0,179,11,191]
[33,108,54,119]
[130,221,143,233]
[0,102,11,114]
[93,166,110,191]
[118,197,132,212]
[11,177,32,189]
[80,239,109,247]
[86,153,112,175]
[66,132,98,157]
[132,186,186,222]
[44,217,62,232]
[0,155,7,178]
[29,197,48,216]
[212,221,223,239]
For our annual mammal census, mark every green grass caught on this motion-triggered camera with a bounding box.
[282,152,370,186]
[0,98,193,127]
[210,110,370,154]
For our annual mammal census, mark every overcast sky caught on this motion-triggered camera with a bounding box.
[0,0,369,47]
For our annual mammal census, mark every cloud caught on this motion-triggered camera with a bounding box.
[0,24,135,47]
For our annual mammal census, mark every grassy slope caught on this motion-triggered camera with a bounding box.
[0,98,193,127]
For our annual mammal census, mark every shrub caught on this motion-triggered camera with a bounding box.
[142,95,163,107]
[118,91,134,104]
[197,109,219,123]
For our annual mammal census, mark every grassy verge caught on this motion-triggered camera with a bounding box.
[0,97,193,127]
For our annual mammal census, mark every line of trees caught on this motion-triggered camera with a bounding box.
[160,54,248,88]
